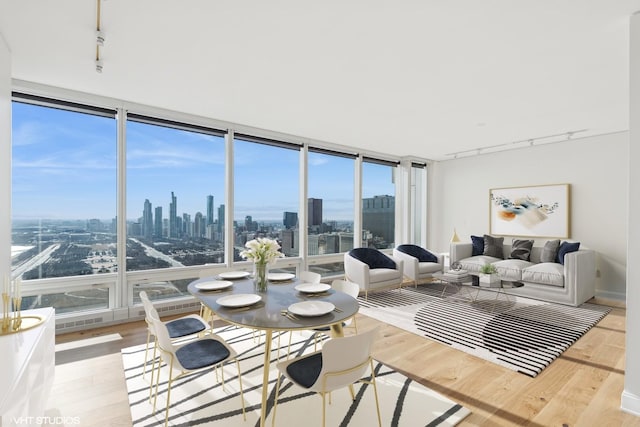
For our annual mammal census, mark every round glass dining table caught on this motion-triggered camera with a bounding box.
[188,275,359,427]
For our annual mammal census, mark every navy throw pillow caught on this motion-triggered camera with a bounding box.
[396,244,437,263]
[471,235,484,256]
[349,248,396,269]
[557,241,580,265]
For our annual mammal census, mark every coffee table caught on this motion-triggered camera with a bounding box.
[432,272,479,302]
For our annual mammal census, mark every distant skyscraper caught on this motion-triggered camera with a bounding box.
[283,211,298,229]
[169,191,178,238]
[183,213,191,237]
[207,195,214,226]
[308,198,323,227]
[194,212,204,238]
[142,199,153,238]
[362,195,395,247]
[154,206,163,237]
[217,204,225,236]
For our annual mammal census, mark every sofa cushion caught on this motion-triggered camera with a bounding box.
[349,248,396,270]
[483,235,504,259]
[540,239,560,263]
[493,259,534,281]
[395,244,437,263]
[557,241,580,265]
[459,255,502,274]
[471,235,484,256]
[522,263,564,287]
[509,239,534,261]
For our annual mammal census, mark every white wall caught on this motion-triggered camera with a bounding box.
[622,10,640,417]
[430,131,629,301]
[0,32,11,287]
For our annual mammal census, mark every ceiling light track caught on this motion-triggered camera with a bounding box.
[447,129,588,159]
[95,0,104,73]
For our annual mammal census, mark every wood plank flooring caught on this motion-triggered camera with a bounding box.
[47,297,640,426]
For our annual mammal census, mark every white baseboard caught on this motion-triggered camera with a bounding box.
[621,390,640,416]
[595,289,626,302]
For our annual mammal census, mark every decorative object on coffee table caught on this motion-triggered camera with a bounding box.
[478,263,500,287]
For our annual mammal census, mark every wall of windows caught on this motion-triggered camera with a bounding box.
[9,90,426,320]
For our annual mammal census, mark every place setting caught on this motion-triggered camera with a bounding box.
[217,270,251,280]
[281,300,339,321]
[294,282,332,298]
[215,293,263,312]
[267,272,295,283]
[194,279,234,293]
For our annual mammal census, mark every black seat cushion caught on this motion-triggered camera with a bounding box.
[396,244,437,263]
[166,317,206,338]
[286,352,323,389]
[348,248,396,270]
[176,339,230,370]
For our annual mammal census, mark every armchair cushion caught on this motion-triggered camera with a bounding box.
[395,244,437,263]
[348,248,397,270]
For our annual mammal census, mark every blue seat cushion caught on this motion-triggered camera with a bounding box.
[286,352,323,389]
[396,244,437,263]
[166,317,206,338]
[176,339,230,370]
[348,248,396,270]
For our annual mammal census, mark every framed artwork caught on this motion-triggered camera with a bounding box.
[489,184,570,238]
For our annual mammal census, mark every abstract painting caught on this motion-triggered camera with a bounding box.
[489,184,570,238]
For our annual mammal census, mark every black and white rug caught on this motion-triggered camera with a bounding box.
[122,325,470,426]
[358,284,611,377]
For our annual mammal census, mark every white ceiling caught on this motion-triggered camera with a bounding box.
[1,1,639,160]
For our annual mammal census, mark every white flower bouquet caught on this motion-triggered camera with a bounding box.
[240,238,284,265]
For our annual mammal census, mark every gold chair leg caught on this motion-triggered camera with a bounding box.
[236,359,246,421]
[143,329,151,377]
[271,373,283,427]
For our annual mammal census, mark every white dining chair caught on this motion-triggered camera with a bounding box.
[149,309,246,427]
[299,270,321,283]
[309,279,360,351]
[139,291,210,399]
[272,327,381,427]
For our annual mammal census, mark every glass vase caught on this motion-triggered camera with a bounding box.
[253,262,268,292]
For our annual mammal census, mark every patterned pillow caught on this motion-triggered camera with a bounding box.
[557,241,580,265]
[483,235,504,259]
[471,235,484,256]
[540,239,560,263]
[509,239,534,261]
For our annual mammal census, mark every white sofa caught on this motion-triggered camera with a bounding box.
[450,241,596,306]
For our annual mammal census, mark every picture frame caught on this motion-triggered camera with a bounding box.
[489,184,570,238]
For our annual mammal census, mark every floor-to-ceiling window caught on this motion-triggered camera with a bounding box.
[361,158,397,249]
[126,114,227,302]
[11,95,117,313]
[233,135,300,263]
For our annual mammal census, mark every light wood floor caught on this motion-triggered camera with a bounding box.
[48,297,640,427]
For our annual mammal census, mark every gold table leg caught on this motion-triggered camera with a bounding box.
[260,329,273,427]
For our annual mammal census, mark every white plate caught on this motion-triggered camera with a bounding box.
[295,283,331,294]
[216,294,262,308]
[195,280,233,291]
[288,301,335,317]
[268,272,295,281]
[218,271,251,280]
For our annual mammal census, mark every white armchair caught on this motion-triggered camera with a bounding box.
[393,244,444,287]
[344,248,404,299]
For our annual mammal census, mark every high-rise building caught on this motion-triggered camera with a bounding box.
[281,228,298,257]
[142,199,153,238]
[206,195,214,226]
[154,206,163,237]
[182,213,191,237]
[308,198,323,227]
[194,212,204,238]
[283,211,298,229]
[362,195,395,247]
[217,204,225,239]
[169,191,178,238]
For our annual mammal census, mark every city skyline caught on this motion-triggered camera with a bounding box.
[11,101,395,223]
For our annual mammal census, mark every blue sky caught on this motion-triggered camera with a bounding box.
[12,102,395,222]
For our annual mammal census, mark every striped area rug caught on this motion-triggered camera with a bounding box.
[358,284,611,377]
[122,325,470,426]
